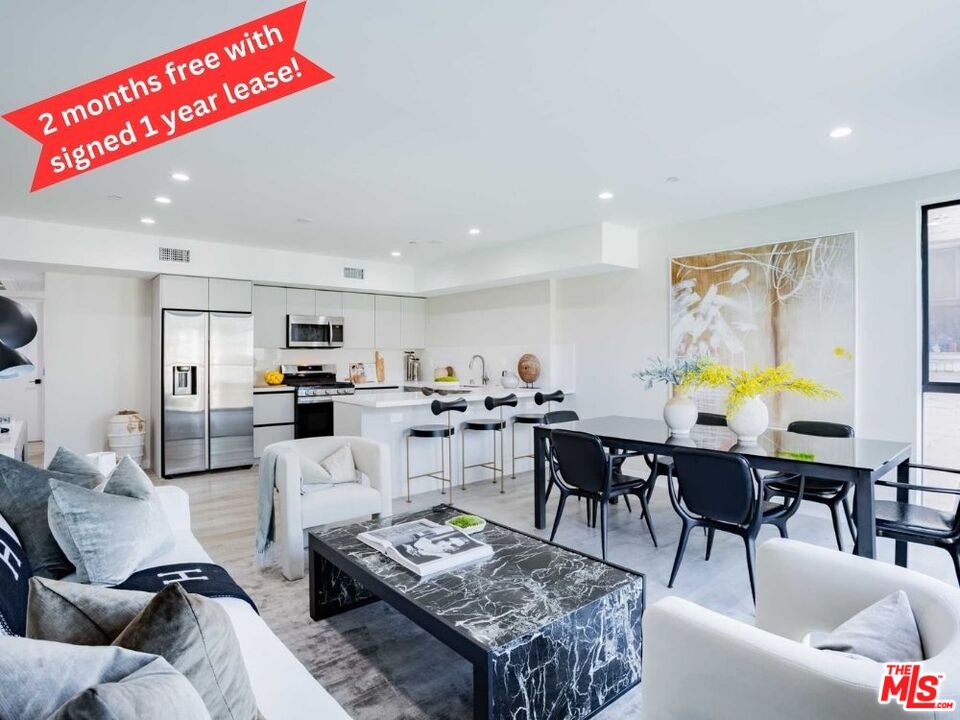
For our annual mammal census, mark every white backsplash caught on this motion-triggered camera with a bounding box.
[421,344,576,392]
[255,347,408,384]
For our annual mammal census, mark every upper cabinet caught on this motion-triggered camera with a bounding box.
[342,293,375,348]
[250,284,425,350]
[400,297,426,348]
[209,279,252,312]
[315,291,343,317]
[286,288,316,316]
[253,285,286,348]
[157,275,209,310]
[375,295,402,349]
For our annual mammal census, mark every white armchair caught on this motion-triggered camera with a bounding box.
[271,436,392,580]
[642,539,960,720]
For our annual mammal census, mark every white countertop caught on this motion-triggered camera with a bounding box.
[333,386,561,409]
[254,384,294,393]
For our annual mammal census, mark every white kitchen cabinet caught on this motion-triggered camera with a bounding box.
[342,293,375,348]
[400,297,426,348]
[157,275,209,310]
[253,285,286,348]
[315,291,343,317]
[375,295,403,349]
[286,288,316,316]
[254,392,295,425]
[209,279,252,312]
[254,424,295,459]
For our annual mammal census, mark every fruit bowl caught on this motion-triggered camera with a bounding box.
[263,370,284,386]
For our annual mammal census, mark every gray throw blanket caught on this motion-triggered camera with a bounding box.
[255,444,285,565]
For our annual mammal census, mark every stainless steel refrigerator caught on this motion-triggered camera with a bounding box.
[161,310,254,477]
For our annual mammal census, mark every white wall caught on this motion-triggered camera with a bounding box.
[558,168,960,445]
[424,280,575,391]
[44,272,152,465]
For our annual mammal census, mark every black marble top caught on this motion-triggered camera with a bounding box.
[538,415,912,473]
[310,506,644,650]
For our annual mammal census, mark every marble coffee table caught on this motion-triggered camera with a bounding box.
[308,505,645,720]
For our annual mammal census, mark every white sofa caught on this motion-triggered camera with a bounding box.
[643,539,960,720]
[1,485,351,720]
[269,437,392,580]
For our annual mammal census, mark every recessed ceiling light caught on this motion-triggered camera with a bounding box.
[468,228,481,236]
[171,172,190,182]
[154,196,171,204]
[666,176,680,183]
[829,127,852,139]
[107,194,122,201]
[140,217,156,225]
[391,251,401,257]
[598,191,614,200]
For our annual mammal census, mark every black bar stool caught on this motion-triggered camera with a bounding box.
[405,398,467,503]
[511,390,565,479]
[462,394,517,494]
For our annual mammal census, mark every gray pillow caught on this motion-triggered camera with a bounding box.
[47,480,175,585]
[113,583,259,720]
[0,636,208,720]
[27,577,154,645]
[0,454,101,579]
[103,455,154,500]
[811,590,924,662]
[47,447,105,480]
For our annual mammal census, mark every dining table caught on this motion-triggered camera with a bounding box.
[532,416,914,565]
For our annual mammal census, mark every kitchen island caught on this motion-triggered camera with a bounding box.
[333,387,575,500]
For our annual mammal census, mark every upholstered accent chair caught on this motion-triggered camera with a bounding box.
[271,437,391,580]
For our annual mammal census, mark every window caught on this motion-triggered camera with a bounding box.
[921,201,960,509]
[923,200,960,390]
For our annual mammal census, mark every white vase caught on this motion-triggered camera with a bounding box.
[663,389,698,436]
[727,397,769,444]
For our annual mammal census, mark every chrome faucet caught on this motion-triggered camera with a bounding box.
[469,354,489,386]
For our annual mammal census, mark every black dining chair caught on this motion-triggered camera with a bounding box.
[548,429,657,560]
[667,447,805,601]
[542,410,579,502]
[871,463,960,585]
[763,421,857,551]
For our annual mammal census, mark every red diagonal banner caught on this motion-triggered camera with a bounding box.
[3,2,333,191]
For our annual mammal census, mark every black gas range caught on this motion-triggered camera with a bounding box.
[279,364,355,438]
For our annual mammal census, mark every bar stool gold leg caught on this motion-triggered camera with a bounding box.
[511,422,516,479]
[499,427,505,494]
[447,432,454,502]
[491,430,497,484]
[461,429,466,491]
[406,434,411,503]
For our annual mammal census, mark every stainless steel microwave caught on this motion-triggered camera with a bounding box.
[286,315,345,348]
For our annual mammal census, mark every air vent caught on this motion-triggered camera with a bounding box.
[343,266,365,280]
[159,247,191,263]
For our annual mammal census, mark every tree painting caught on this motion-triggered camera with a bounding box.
[670,233,855,426]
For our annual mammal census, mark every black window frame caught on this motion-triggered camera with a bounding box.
[922,199,960,393]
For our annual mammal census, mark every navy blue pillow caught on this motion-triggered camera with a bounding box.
[0,525,31,636]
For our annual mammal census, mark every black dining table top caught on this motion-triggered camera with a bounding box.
[537,415,912,473]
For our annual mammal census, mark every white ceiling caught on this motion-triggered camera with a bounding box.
[2,0,960,266]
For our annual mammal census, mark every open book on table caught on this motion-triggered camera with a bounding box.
[357,519,493,577]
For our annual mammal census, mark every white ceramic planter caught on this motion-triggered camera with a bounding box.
[727,397,769,444]
[663,390,698,436]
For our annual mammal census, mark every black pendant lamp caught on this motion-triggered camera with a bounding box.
[0,341,32,379]
[0,297,37,378]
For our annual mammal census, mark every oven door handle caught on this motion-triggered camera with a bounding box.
[297,397,334,405]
